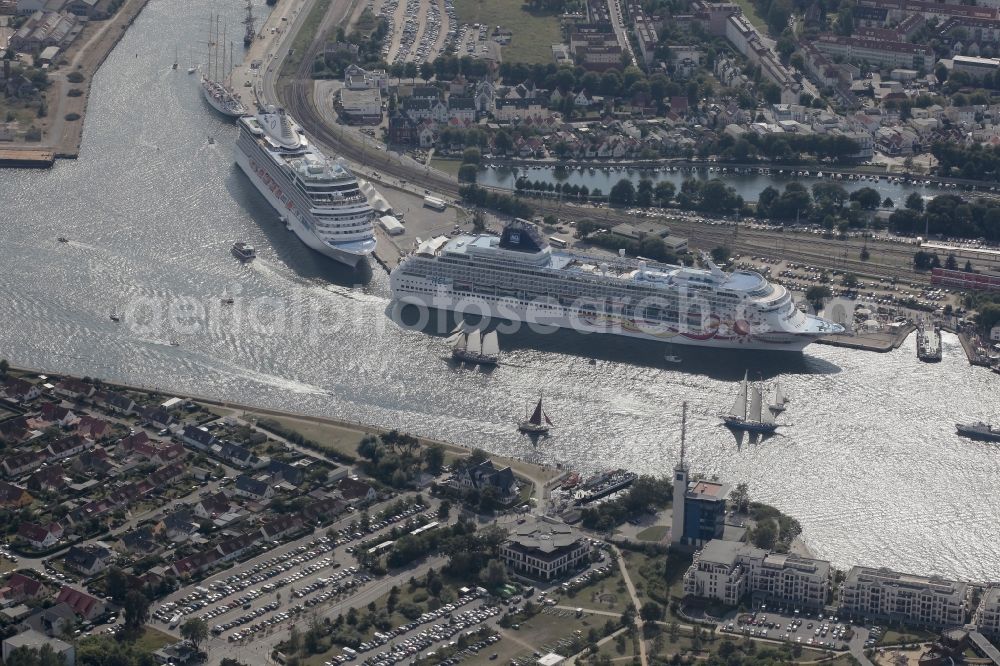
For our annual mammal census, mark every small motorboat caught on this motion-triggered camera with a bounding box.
[221,297,235,305]
[231,241,257,262]
[57,236,69,243]
[208,136,215,145]
[664,344,681,363]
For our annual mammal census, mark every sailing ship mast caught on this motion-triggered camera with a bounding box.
[466,329,482,356]
[730,371,748,420]
[481,331,499,358]
[206,13,212,80]
[749,386,762,423]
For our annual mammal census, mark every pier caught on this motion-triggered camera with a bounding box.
[371,225,402,272]
[955,327,997,367]
[816,323,915,353]
[0,148,55,168]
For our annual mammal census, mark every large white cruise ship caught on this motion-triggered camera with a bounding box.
[389,220,843,351]
[235,106,376,267]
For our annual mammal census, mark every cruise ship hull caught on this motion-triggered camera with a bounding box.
[234,150,369,267]
[392,292,826,352]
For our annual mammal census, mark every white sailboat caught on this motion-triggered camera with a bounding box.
[770,382,788,413]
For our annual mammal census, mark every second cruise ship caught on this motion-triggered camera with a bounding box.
[389,220,843,351]
[235,106,376,267]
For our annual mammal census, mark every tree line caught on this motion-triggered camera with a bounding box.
[459,185,534,219]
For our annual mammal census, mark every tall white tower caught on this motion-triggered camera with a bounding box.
[671,402,689,546]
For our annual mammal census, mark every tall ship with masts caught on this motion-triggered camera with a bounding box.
[448,326,500,365]
[723,372,778,433]
[243,0,256,47]
[200,14,246,118]
[234,106,376,266]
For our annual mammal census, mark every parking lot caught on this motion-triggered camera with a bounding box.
[347,597,502,665]
[375,0,451,65]
[721,607,854,652]
[151,500,434,645]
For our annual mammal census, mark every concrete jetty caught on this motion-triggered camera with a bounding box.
[817,323,915,352]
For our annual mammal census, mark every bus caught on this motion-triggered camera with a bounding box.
[423,196,446,211]
[548,236,567,248]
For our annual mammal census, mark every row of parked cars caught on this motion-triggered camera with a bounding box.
[157,504,425,622]
[344,601,501,666]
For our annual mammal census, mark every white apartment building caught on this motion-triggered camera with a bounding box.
[684,540,831,609]
[840,567,968,628]
[975,586,1000,637]
[500,519,590,580]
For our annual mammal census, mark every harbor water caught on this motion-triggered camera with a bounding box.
[2,0,1000,581]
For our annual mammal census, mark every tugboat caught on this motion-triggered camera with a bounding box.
[722,371,778,433]
[231,241,257,262]
[956,422,1000,442]
[518,396,552,434]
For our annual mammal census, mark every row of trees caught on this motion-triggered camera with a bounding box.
[932,142,1000,181]
[517,177,598,201]
[890,194,1000,242]
[458,185,534,219]
[756,182,887,225]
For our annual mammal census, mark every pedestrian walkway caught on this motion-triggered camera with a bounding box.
[611,545,648,665]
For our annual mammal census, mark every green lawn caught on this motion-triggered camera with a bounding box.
[452,0,561,64]
[880,628,937,646]
[280,0,333,78]
[561,572,630,614]
[430,157,462,177]
[635,525,669,542]
[133,627,175,653]
[732,0,767,30]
